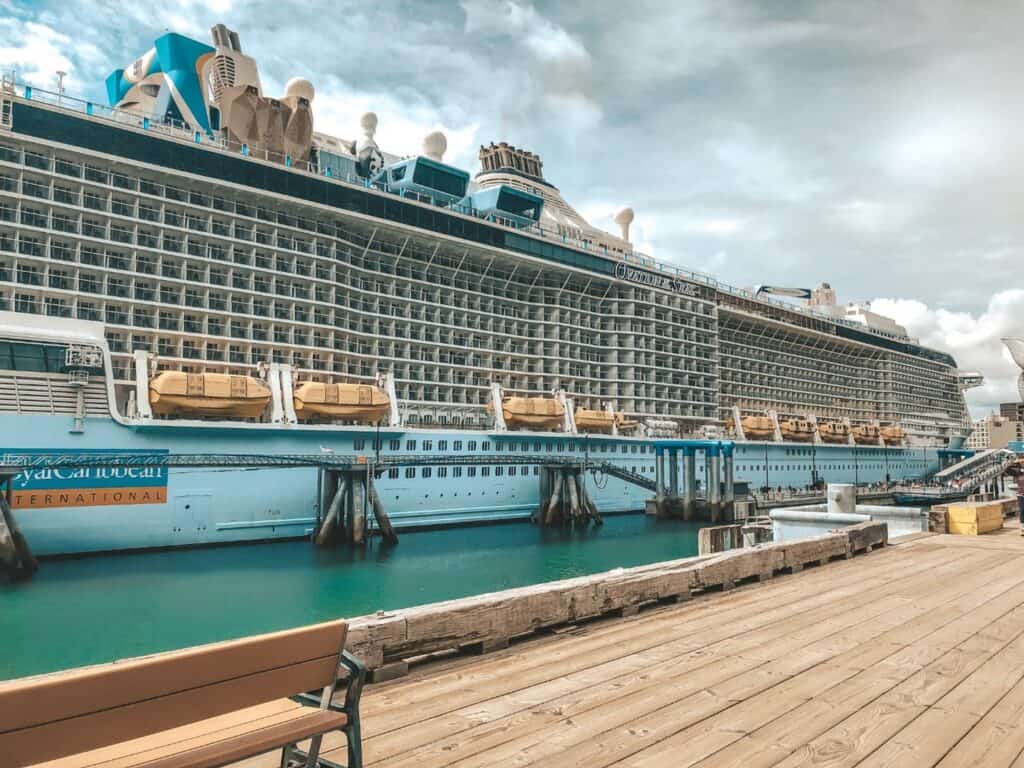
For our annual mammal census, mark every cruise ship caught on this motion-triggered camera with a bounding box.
[0,26,978,556]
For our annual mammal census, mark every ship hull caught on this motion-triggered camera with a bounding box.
[2,413,945,556]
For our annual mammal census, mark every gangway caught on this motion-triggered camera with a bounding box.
[934,449,1001,481]
[893,448,1016,504]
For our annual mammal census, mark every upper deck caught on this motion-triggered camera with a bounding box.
[0,80,954,363]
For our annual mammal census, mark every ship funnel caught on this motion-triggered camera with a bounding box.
[423,130,447,162]
[1004,338,1024,370]
[614,207,634,242]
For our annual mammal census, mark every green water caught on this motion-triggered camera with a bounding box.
[0,514,701,680]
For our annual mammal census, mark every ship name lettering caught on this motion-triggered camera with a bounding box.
[614,262,700,297]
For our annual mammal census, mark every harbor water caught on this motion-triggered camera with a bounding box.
[0,514,701,680]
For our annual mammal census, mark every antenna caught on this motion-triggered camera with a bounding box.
[55,70,67,99]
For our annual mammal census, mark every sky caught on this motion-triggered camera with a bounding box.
[1,0,1021,415]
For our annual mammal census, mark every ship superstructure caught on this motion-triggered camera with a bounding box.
[0,25,980,555]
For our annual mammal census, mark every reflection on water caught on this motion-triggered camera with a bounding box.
[0,513,700,679]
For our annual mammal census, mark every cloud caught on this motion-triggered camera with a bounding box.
[872,290,1024,417]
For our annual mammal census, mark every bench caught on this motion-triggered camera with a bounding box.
[0,619,365,768]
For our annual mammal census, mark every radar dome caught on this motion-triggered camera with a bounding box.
[614,207,635,242]
[423,131,447,162]
[284,77,315,104]
[360,112,378,135]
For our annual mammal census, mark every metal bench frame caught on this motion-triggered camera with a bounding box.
[285,649,366,768]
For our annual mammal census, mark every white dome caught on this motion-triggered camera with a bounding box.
[422,131,447,161]
[284,77,315,103]
[360,112,378,133]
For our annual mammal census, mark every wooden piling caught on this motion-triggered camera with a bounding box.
[0,489,36,579]
[368,472,398,546]
[544,472,563,526]
[314,475,347,547]
[352,471,366,546]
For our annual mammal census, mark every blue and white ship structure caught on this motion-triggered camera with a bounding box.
[0,25,981,556]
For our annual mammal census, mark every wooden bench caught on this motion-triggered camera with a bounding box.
[0,619,365,768]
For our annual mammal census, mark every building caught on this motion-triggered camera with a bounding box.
[967,414,1023,450]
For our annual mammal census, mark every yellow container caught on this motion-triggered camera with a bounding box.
[947,502,1004,536]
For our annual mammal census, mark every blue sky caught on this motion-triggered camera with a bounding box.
[1,0,1022,412]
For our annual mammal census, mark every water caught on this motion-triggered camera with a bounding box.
[0,514,701,680]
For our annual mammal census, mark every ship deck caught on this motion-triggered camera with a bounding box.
[270,520,1024,768]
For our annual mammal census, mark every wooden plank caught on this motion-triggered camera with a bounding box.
[31,701,302,768]
[1,658,339,767]
[359,548,993,768]
[355,545,960,744]
[360,544,962,734]
[0,620,346,729]
[533,551,1024,768]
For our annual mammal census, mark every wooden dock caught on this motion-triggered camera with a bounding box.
[228,521,1024,768]
[41,521,1024,767]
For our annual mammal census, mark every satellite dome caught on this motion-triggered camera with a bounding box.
[423,130,447,162]
[284,77,314,104]
[614,207,635,242]
[360,112,378,134]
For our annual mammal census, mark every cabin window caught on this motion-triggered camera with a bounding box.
[421,467,432,478]
[353,440,365,451]
[468,440,477,451]
[389,439,400,451]
[406,440,416,451]
[423,440,433,451]
[482,441,491,451]
[405,468,415,479]
[481,467,490,477]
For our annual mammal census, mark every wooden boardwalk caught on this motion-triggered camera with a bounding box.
[240,524,1024,767]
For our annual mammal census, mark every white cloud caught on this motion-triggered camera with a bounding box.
[872,290,1024,416]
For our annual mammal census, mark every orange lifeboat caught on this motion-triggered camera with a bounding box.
[575,408,616,433]
[852,424,881,445]
[818,421,851,444]
[880,425,905,446]
[740,416,776,439]
[779,418,815,442]
[489,397,564,429]
[149,372,271,419]
[293,381,391,423]
[575,409,640,433]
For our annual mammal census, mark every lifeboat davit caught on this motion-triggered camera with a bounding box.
[880,425,905,446]
[852,424,881,445]
[149,372,271,419]
[818,421,851,444]
[779,418,815,442]
[292,381,391,423]
[575,409,639,433]
[740,416,775,439]
[490,397,565,429]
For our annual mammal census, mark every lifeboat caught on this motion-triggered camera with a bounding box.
[575,408,616,433]
[818,421,851,444]
[852,424,881,445]
[880,425,905,446]
[293,381,391,423]
[779,418,815,442]
[575,409,640,433]
[149,372,271,419]
[740,416,776,440]
[489,397,564,429]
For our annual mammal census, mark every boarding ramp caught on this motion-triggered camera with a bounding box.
[933,448,1016,487]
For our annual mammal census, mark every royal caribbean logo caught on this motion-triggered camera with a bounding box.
[2,449,169,509]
